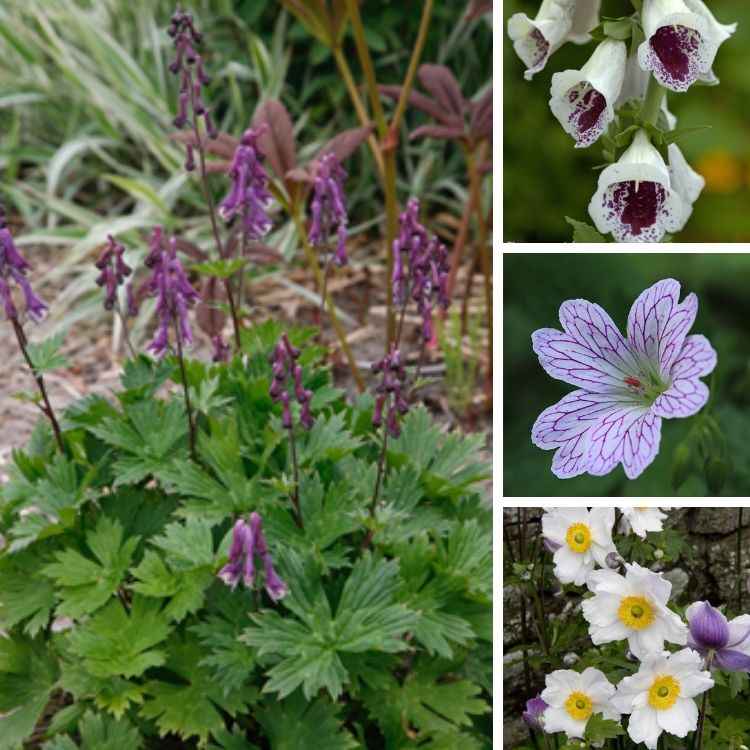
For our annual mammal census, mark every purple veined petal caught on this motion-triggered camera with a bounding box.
[626,279,698,378]
[714,648,750,672]
[651,377,709,419]
[532,299,642,392]
[585,404,661,480]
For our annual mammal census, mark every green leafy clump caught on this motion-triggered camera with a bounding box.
[0,322,491,748]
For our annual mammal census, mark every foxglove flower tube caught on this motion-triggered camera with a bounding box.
[583,562,688,658]
[542,507,616,585]
[541,668,619,739]
[613,648,713,749]
[522,695,547,730]
[0,223,47,323]
[550,39,626,148]
[532,279,717,479]
[637,0,736,92]
[619,507,667,538]
[686,601,750,672]
[309,153,349,267]
[507,0,576,81]
[589,129,691,242]
[218,127,272,240]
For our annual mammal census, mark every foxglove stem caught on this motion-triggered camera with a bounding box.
[188,85,242,351]
[10,318,64,452]
[642,74,666,126]
[292,209,365,391]
[173,316,197,461]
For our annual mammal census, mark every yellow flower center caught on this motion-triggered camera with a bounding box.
[648,675,681,710]
[617,595,654,630]
[565,523,592,553]
[564,691,593,722]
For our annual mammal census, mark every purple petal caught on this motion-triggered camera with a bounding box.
[626,279,698,378]
[714,649,750,673]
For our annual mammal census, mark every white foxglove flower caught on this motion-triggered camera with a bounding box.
[613,648,713,749]
[582,562,687,658]
[541,667,619,739]
[542,507,616,585]
[637,0,737,92]
[618,507,667,538]
[507,0,577,81]
[550,39,627,148]
[616,53,677,129]
[668,143,705,221]
[588,129,691,242]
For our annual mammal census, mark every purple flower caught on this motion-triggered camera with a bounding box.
[218,127,272,239]
[309,153,348,267]
[143,229,200,357]
[392,198,450,341]
[217,514,288,601]
[0,220,48,323]
[269,333,314,430]
[532,279,717,479]
[522,695,547,730]
[372,347,409,438]
[95,234,132,310]
[686,601,750,672]
[168,8,217,146]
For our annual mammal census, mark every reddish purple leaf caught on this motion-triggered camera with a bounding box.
[418,64,465,119]
[196,277,227,337]
[252,100,298,181]
[410,124,466,141]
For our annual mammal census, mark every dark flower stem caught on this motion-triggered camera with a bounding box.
[173,317,197,461]
[10,318,64,452]
[286,425,303,529]
[188,85,242,351]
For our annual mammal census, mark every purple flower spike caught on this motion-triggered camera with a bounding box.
[309,153,349,267]
[522,695,547,730]
[0,218,48,324]
[269,333,314,430]
[532,279,717,480]
[392,198,451,340]
[143,228,200,357]
[218,127,272,240]
[686,601,750,672]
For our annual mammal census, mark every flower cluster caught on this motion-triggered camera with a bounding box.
[507,0,736,242]
[217,513,288,601]
[371,347,409,439]
[531,279,717,480]
[168,7,217,167]
[0,213,47,323]
[309,153,348,267]
[143,227,200,357]
[218,127,272,239]
[94,234,132,310]
[269,333,314,430]
[528,507,750,749]
[392,198,450,341]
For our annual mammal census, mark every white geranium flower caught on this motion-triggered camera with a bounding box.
[542,508,616,586]
[588,129,692,242]
[613,648,713,749]
[550,39,627,148]
[637,0,737,92]
[618,507,668,538]
[507,0,577,81]
[582,562,688,658]
[542,667,620,739]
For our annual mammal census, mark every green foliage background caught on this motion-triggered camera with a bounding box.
[503,254,750,496]
[503,0,750,242]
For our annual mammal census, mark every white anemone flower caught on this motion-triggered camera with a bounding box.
[613,648,713,749]
[541,667,620,739]
[507,0,577,81]
[588,129,692,243]
[542,507,616,585]
[550,39,627,148]
[582,562,688,658]
[618,507,668,538]
[637,0,737,92]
